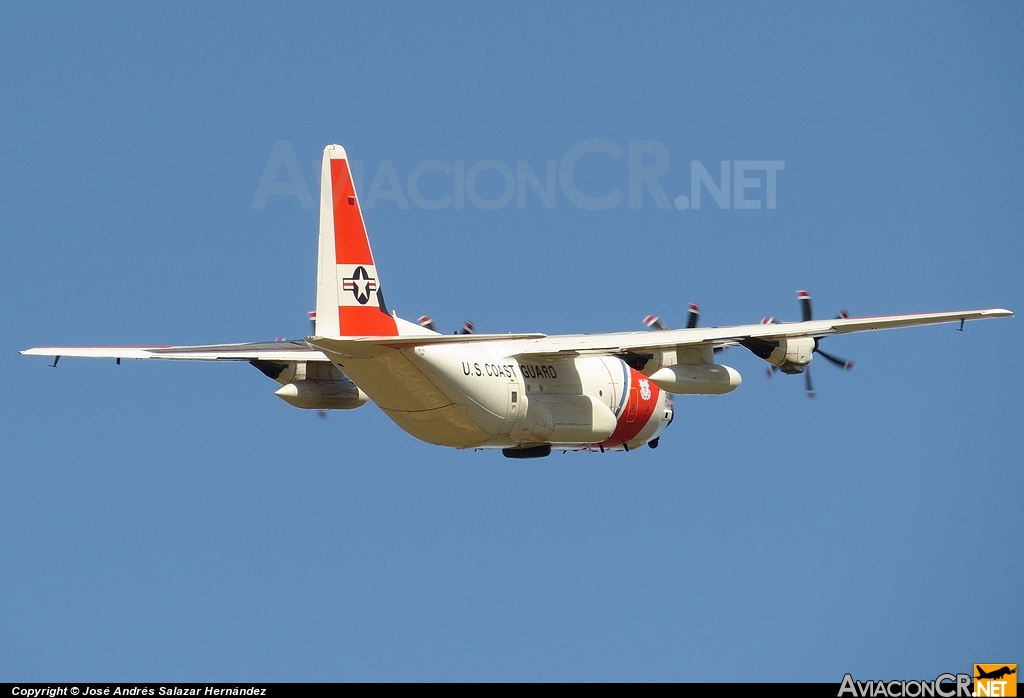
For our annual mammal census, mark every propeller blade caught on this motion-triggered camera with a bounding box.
[643,315,667,331]
[686,303,700,329]
[815,347,854,370]
[804,366,816,399]
[837,308,850,319]
[765,365,778,379]
[418,315,437,332]
[798,290,813,322]
[459,320,475,335]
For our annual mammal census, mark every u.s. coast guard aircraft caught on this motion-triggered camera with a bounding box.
[22,145,1013,458]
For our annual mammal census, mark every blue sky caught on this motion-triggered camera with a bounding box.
[1,1,1021,682]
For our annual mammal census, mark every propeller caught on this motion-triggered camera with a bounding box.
[803,365,816,399]
[686,303,700,329]
[642,302,699,331]
[814,344,854,371]
[418,316,474,334]
[760,290,854,398]
[643,314,667,330]
[800,290,853,398]
[644,303,725,357]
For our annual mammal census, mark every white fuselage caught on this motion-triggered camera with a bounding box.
[330,343,672,451]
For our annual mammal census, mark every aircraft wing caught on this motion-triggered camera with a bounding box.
[304,308,1012,360]
[502,308,1013,358]
[23,310,1012,364]
[20,340,328,362]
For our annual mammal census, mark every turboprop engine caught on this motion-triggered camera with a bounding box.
[742,336,817,374]
[739,291,857,398]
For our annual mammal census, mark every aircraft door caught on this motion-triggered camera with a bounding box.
[497,382,521,435]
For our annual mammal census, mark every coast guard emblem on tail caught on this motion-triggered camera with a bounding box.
[342,266,377,305]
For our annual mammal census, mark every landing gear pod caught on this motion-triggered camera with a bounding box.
[502,445,552,459]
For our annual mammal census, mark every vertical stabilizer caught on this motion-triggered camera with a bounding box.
[314,145,398,337]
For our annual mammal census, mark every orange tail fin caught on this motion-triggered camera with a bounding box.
[314,145,398,337]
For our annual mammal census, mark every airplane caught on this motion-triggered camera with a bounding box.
[22,144,1014,458]
[976,666,1016,681]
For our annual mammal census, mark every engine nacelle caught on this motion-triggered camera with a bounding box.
[766,336,815,373]
[648,363,742,395]
[275,379,368,410]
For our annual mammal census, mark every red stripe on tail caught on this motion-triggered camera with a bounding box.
[328,155,397,336]
[339,306,398,336]
[331,159,374,265]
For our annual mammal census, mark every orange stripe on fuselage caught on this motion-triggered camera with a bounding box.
[602,367,659,448]
[331,159,373,265]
